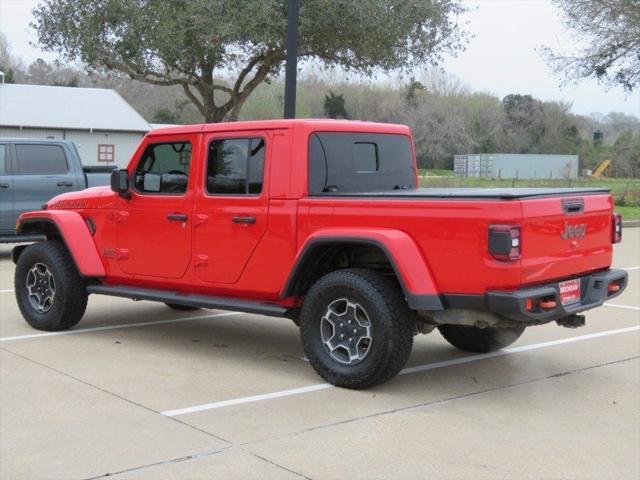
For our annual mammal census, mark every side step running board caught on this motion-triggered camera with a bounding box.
[0,234,45,244]
[87,285,291,318]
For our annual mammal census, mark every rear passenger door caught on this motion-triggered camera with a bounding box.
[193,132,270,284]
[0,143,14,233]
[12,143,78,218]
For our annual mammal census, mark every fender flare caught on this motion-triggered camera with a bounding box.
[282,228,442,310]
[17,210,106,277]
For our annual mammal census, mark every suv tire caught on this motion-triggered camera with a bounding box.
[15,240,88,331]
[438,324,525,353]
[299,268,414,389]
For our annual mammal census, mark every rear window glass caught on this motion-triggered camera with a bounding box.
[308,133,415,194]
[15,144,68,175]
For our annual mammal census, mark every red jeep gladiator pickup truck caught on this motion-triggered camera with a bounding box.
[13,120,627,388]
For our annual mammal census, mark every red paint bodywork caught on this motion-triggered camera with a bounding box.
[17,120,615,307]
[19,210,106,277]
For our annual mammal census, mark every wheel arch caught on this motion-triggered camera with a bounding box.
[282,229,442,311]
[17,211,105,277]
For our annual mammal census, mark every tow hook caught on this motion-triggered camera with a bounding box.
[556,314,586,329]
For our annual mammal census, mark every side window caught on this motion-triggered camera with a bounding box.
[15,144,68,175]
[133,142,191,194]
[206,137,265,195]
[0,145,5,174]
[308,133,415,194]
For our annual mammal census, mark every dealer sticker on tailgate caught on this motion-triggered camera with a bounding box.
[559,279,581,306]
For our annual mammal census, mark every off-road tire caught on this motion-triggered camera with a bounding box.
[164,303,200,311]
[438,324,525,353]
[299,268,414,389]
[15,240,88,331]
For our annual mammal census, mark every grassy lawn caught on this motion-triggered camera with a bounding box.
[419,168,455,177]
[419,172,640,209]
[615,205,640,221]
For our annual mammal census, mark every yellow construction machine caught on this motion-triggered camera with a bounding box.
[592,159,611,177]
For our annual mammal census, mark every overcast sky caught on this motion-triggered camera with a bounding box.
[1,0,638,118]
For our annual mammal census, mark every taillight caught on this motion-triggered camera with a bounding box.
[488,225,521,261]
[612,213,622,243]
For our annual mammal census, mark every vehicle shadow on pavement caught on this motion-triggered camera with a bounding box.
[67,307,479,383]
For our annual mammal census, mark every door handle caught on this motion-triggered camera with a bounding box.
[0,182,9,188]
[57,181,73,187]
[232,215,256,225]
[167,213,188,222]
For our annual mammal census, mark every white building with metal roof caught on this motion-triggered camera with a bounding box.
[0,83,151,167]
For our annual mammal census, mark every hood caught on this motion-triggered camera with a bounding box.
[47,186,118,210]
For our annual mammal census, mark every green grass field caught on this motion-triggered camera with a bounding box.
[418,168,455,177]
[418,171,640,219]
[614,205,640,221]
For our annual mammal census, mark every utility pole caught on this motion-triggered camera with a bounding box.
[283,0,299,119]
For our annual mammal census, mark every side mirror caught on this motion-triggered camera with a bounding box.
[110,169,130,198]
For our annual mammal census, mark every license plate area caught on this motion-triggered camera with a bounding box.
[559,278,581,306]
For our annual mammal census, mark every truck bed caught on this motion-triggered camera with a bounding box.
[317,187,610,199]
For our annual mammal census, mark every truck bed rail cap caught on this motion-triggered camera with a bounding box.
[314,187,610,199]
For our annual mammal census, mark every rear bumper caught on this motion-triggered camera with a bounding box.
[485,269,628,323]
[438,269,628,324]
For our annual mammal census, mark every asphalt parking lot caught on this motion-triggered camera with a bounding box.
[0,231,639,480]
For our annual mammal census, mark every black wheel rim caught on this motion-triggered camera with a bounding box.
[320,298,373,365]
[26,263,56,313]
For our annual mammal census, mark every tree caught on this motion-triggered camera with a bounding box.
[543,0,640,91]
[405,77,426,104]
[150,99,191,124]
[0,32,24,83]
[612,130,640,177]
[25,58,83,87]
[403,93,475,168]
[151,107,180,124]
[323,90,349,119]
[465,93,505,153]
[501,94,545,153]
[32,0,467,122]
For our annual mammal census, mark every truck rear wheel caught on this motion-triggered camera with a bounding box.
[438,324,525,353]
[15,240,88,331]
[299,268,414,389]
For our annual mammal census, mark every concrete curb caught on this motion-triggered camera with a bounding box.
[622,221,640,228]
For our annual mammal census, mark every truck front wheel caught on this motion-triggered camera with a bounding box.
[15,240,88,331]
[299,268,414,389]
[438,324,525,353]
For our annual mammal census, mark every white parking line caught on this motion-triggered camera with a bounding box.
[622,266,640,271]
[0,311,243,342]
[161,325,640,417]
[604,303,640,311]
[0,289,14,293]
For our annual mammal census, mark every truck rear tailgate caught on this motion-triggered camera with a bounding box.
[520,193,613,286]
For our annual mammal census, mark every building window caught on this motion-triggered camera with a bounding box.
[98,144,115,162]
